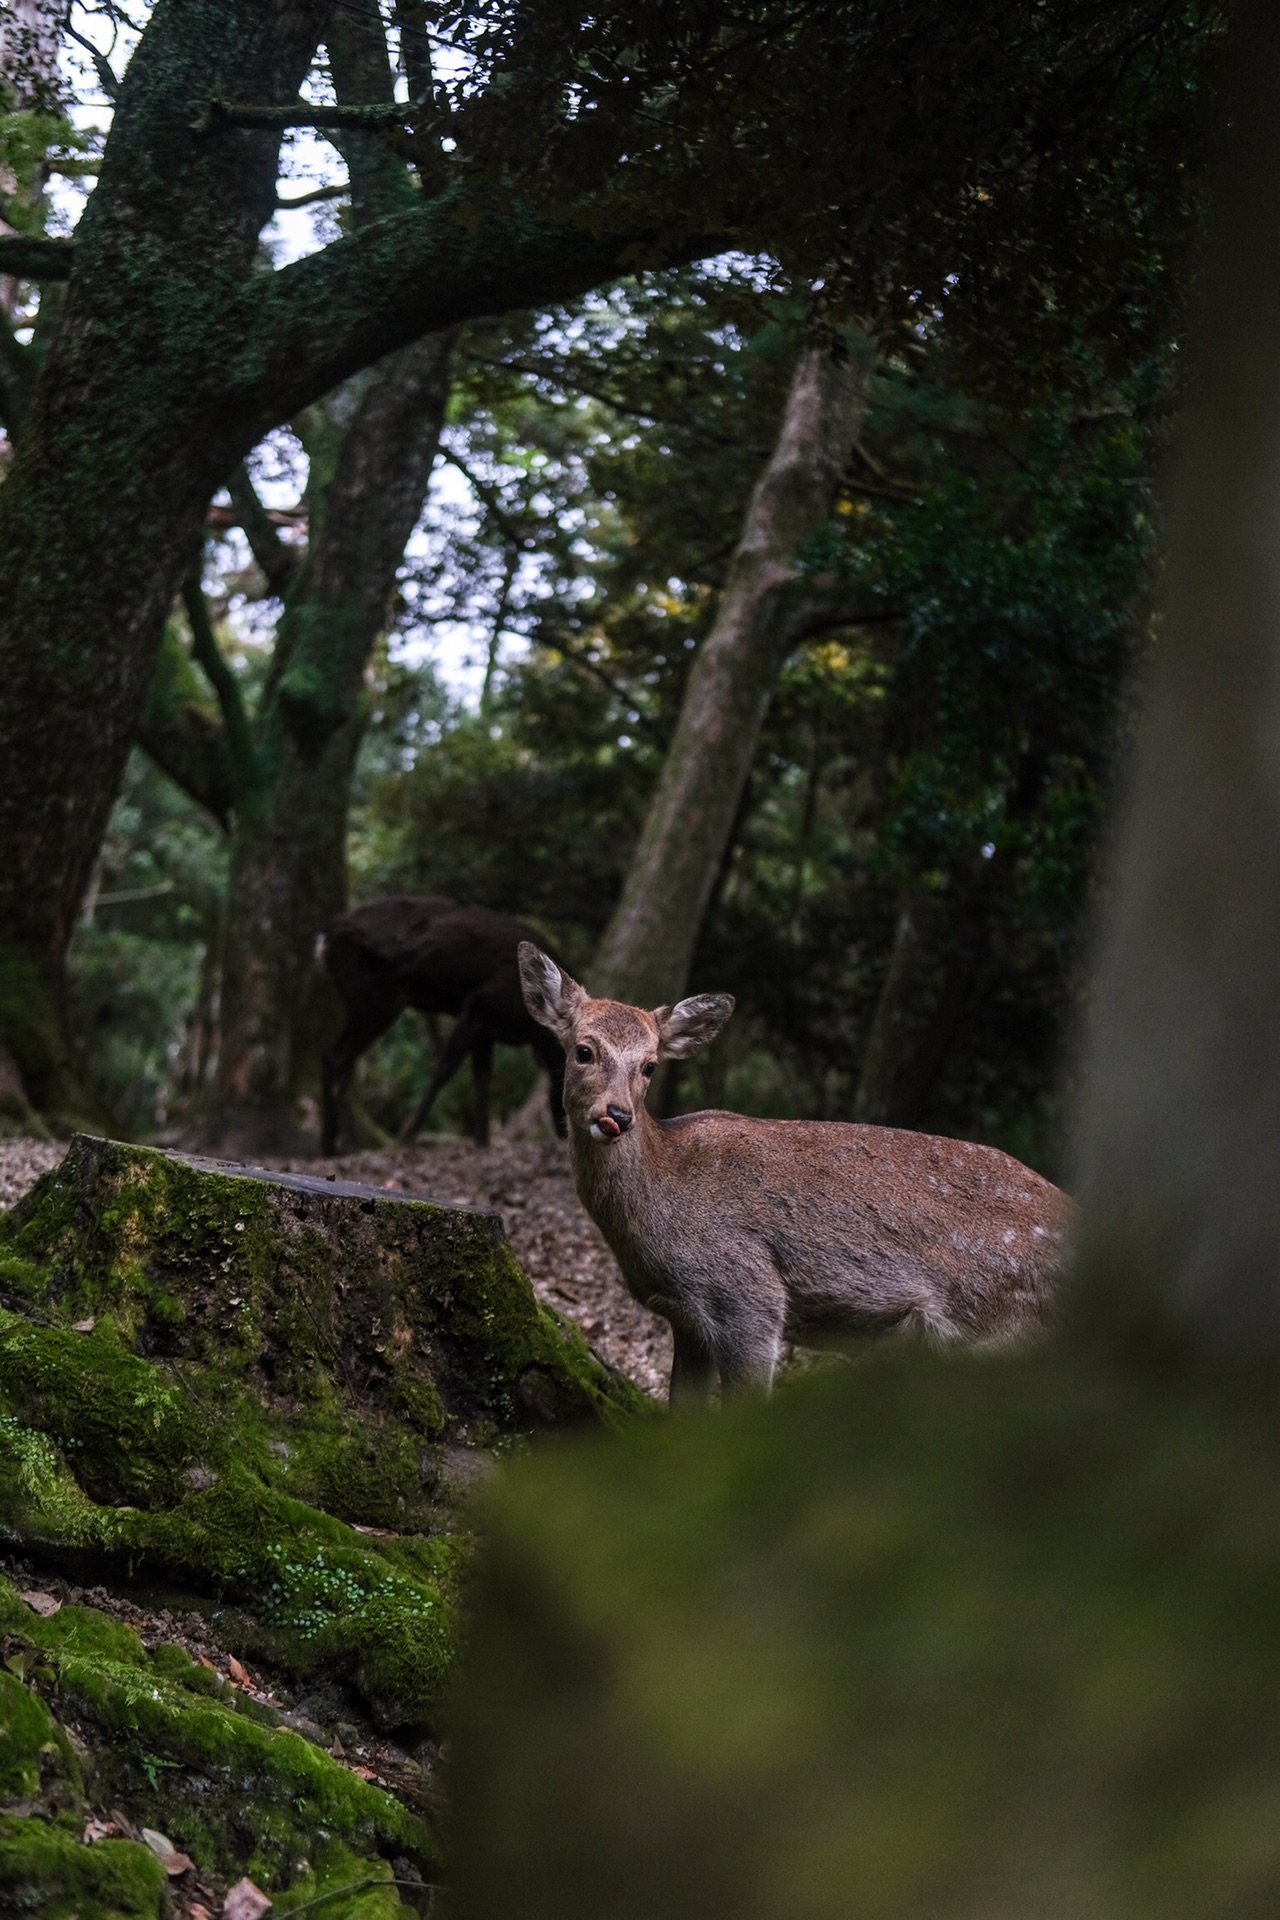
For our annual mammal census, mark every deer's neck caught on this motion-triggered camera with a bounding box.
[567,1110,662,1248]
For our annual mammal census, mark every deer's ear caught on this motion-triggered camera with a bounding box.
[653,993,735,1059]
[518,943,585,1037]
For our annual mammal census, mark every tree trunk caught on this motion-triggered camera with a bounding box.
[1072,0,1280,1362]
[208,331,454,1152]
[0,0,330,1127]
[853,885,969,1126]
[591,343,870,1010]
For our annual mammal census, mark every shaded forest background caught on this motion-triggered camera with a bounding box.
[0,0,1227,1175]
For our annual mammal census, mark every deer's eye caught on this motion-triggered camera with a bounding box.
[643,1062,656,1078]
[575,1045,593,1064]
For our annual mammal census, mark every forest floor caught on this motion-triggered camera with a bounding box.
[0,1133,672,1399]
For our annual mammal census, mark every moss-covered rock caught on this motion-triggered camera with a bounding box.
[0,1135,644,1734]
[451,1348,1280,1920]
[0,1573,436,1907]
[0,1818,166,1920]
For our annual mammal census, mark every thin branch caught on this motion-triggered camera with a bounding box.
[191,98,414,135]
[275,180,350,210]
[182,573,258,789]
[64,22,120,100]
[444,451,532,545]
[463,348,745,445]
[220,465,304,595]
[841,474,924,506]
[480,543,519,715]
[0,235,74,280]
[539,626,666,742]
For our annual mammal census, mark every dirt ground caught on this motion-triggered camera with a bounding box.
[0,1133,673,1400]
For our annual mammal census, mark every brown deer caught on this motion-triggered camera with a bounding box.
[518,944,1074,1403]
[320,897,568,1154]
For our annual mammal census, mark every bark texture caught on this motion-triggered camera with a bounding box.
[1072,0,1280,1360]
[592,344,870,1010]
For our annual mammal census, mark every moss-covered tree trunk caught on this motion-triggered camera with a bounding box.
[209,332,455,1153]
[592,344,870,1010]
[0,0,683,1134]
[0,2,329,1129]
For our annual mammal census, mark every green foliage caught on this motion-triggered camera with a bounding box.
[66,753,226,1138]
[0,104,88,232]
[340,277,1161,1165]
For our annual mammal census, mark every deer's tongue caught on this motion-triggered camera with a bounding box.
[594,1114,622,1139]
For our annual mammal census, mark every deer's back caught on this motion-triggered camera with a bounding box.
[327,895,566,1032]
[605,1114,1071,1341]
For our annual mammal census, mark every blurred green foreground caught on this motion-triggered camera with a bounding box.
[452,1351,1280,1919]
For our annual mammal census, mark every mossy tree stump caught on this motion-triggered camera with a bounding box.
[0,1135,643,1912]
[0,1133,641,1723]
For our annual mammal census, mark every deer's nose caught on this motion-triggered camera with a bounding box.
[605,1105,633,1134]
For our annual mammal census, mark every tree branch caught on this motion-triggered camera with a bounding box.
[0,235,74,280]
[228,186,723,436]
[222,465,303,596]
[191,98,412,134]
[64,22,120,101]
[275,181,349,210]
[182,575,258,792]
[137,626,237,829]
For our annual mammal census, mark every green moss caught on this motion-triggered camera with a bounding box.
[0,1575,437,1894]
[0,1134,642,1737]
[0,1309,200,1507]
[275,1837,420,1919]
[0,1818,165,1919]
[389,1370,447,1441]
[4,1134,643,1438]
[453,1351,1280,1920]
[0,1669,77,1799]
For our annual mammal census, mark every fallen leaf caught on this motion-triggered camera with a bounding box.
[20,1590,61,1618]
[139,1825,195,1875]
[189,1906,214,1920]
[5,1650,33,1679]
[83,1816,122,1844]
[227,1655,253,1689]
[72,1316,96,1332]
[223,1875,272,1920]
[110,1807,141,1842]
[351,1523,398,1537]
[197,1655,216,1671]
[351,1764,378,1781]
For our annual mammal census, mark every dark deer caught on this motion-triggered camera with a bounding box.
[320,896,568,1154]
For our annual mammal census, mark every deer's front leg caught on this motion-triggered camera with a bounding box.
[669,1323,716,1408]
[711,1295,785,1398]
